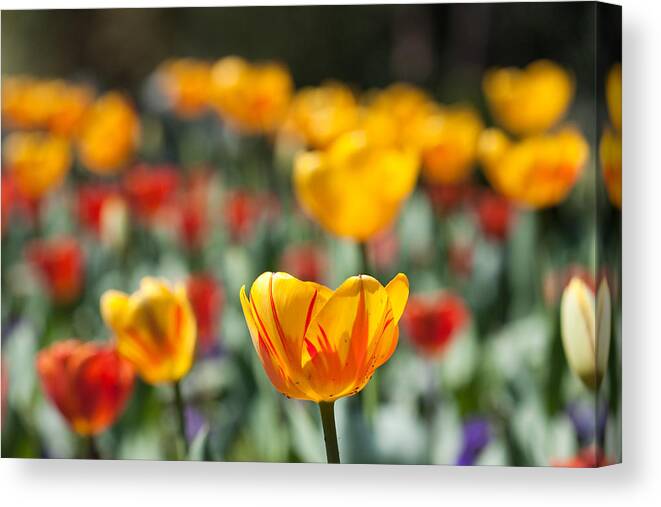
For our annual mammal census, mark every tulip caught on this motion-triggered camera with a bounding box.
[156,58,212,118]
[224,189,279,242]
[77,184,129,250]
[482,59,574,136]
[281,82,359,148]
[77,92,140,175]
[600,127,622,209]
[3,131,71,201]
[474,190,514,241]
[420,106,484,185]
[101,277,197,457]
[552,447,612,468]
[294,129,419,242]
[362,83,436,151]
[240,271,409,462]
[186,274,224,355]
[36,339,134,437]
[101,277,197,384]
[606,64,622,132]
[279,243,328,284]
[123,164,180,222]
[425,183,471,216]
[478,126,589,209]
[26,237,85,305]
[402,292,469,358]
[2,76,93,136]
[210,56,292,134]
[177,172,212,250]
[560,277,611,390]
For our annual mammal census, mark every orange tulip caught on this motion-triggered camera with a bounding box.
[101,277,197,384]
[240,272,409,402]
[156,58,212,118]
[210,56,292,134]
[606,64,622,132]
[3,131,71,201]
[77,92,140,175]
[478,126,589,208]
[600,127,622,208]
[36,340,134,436]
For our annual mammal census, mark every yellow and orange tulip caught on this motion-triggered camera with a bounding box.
[101,277,197,384]
[606,63,622,132]
[600,127,622,208]
[77,92,140,175]
[3,131,72,200]
[483,60,574,136]
[156,58,212,118]
[420,105,484,184]
[240,271,409,402]
[210,56,292,134]
[294,129,419,241]
[281,82,359,148]
[478,126,589,209]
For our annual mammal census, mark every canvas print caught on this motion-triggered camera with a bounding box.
[1,2,621,466]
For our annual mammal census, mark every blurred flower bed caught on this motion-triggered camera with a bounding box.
[1,53,621,466]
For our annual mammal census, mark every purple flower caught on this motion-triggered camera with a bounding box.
[566,401,608,446]
[456,418,491,466]
[185,406,207,443]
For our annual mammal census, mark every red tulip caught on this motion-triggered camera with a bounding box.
[26,236,84,304]
[124,164,180,221]
[426,183,471,216]
[76,183,121,236]
[224,190,279,242]
[474,190,514,241]
[552,447,612,468]
[36,340,135,436]
[403,292,469,358]
[178,172,211,250]
[279,243,327,283]
[186,274,224,354]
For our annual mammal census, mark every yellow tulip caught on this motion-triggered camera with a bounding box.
[362,83,436,152]
[478,126,589,209]
[420,105,484,184]
[77,92,140,175]
[281,82,359,148]
[210,56,292,134]
[240,271,409,402]
[101,277,197,384]
[3,131,71,200]
[483,60,574,136]
[156,58,212,118]
[606,63,622,132]
[560,277,611,390]
[293,129,419,241]
[600,127,622,209]
[2,76,93,136]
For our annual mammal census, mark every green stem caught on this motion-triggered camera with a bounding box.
[358,241,370,275]
[86,435,100,460]
[319,401,340,464]
[173,380,189,458]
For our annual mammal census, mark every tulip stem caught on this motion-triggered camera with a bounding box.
[87,435,100,460]
[358,242,370,275]
[319,401,340,464]
[173,380,189,458]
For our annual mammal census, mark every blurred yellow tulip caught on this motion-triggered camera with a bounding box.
[420,105,484,184]
[77,92,140,175]
[560,277,611,391]
[3,131,71,200]
[294,130,419,241]
[478,126,588,208]
[240,271,409,402]
[210,56,292,134]
[483,60,574,136]
[281,82,359,148]
[156,58,212,118]
[362,83,436,152]
[606,63,622,132]
[600,127,621,209]
[101,277,197,384]
[2,76,93,136]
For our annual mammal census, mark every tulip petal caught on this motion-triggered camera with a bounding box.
[101,290,130,331]
[385,273,409,324]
